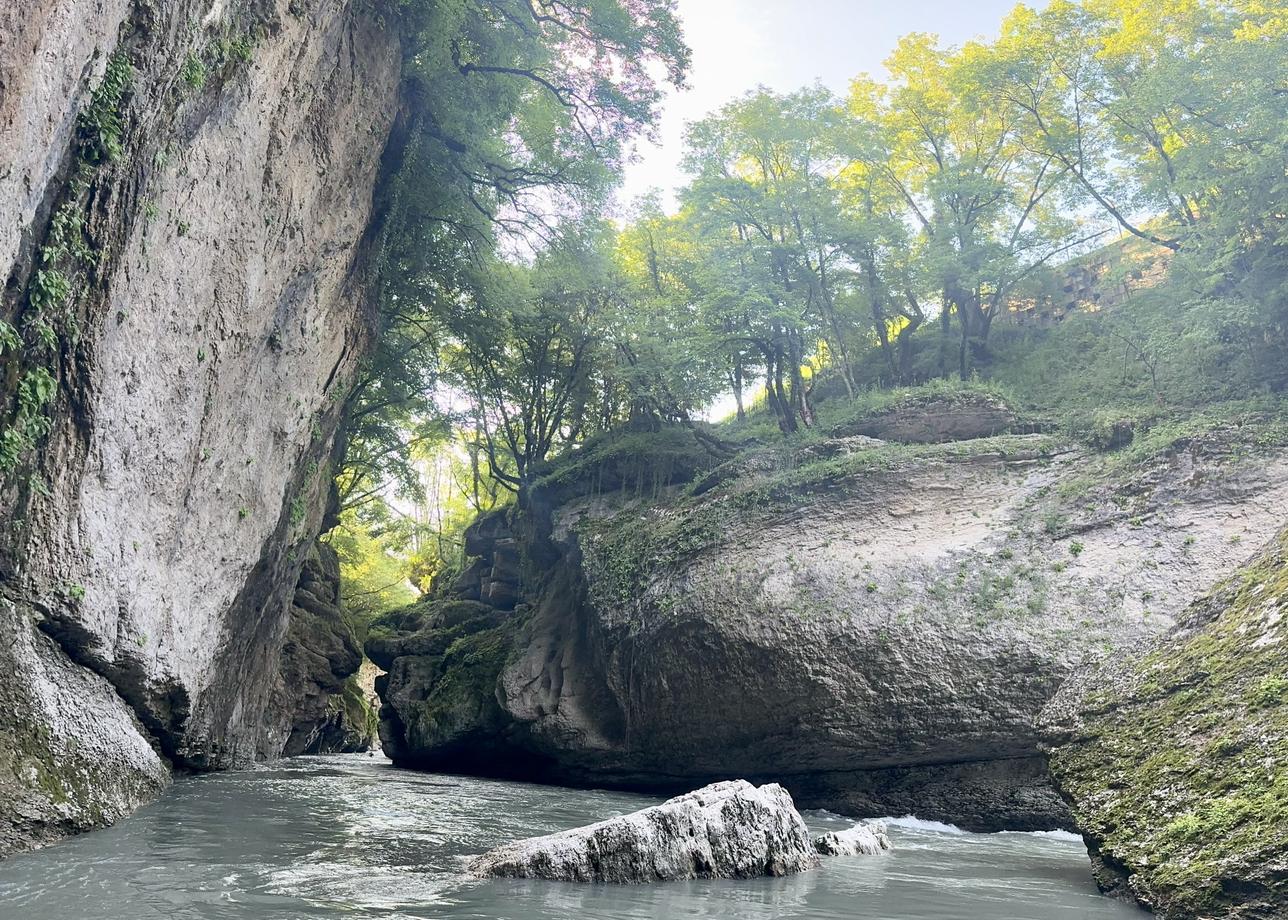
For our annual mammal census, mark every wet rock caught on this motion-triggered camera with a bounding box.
[813,822,892,856]
[467,780,819,883]
[377,426,1288,831]
[280,543,373,756]
[0,0,400,854]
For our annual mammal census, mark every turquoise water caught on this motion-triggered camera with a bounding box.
[0,755,1143,919]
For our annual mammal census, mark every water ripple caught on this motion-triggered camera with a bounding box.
[0,755,1145,920]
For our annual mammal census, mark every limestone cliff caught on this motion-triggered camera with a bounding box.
[1046,528,1288,919]
[0,0,399,855]
[372,402,1288,831]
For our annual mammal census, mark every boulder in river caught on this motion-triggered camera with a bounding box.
[467,780,820,883]
[813,822,893,856]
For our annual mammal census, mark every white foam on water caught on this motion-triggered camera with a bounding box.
[876,816,968,835]
[1001,829,1085,843]
[876,817,1083,843]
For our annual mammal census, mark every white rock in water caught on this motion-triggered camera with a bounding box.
[813,822,893,856]
[467,780,820,883]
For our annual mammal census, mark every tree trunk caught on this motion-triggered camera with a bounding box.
[897,315,922,383]
[732,358,746,421]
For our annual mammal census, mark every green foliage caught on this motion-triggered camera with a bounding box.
[0,320,19,355]
[344,0,689,498]
[213,32,255,65]
[330,515,418,627]
[2,51,134,476]
[179,53,206,90]
[1248,675,1287,710]
[77,51,132,164]
[0,369,56,472]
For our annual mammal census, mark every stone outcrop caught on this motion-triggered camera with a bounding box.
[813,822,892,857]
[1046,527,1288,919]
[0,0,400,855]
[831,390,1021,443]
[280,542,376,756]
[367,587,520,770]
[374,420,1288,831]
[452,510,523,610]
[467,780,820,883]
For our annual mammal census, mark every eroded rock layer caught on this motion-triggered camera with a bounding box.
[374,404,1288,831]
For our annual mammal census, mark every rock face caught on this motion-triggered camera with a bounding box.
[0,0,400,855]
[280,542,376,756]
[1046,527,1288,919]
[374,413,1288,831]
[467,780,820,883]
[452,510,524,610]
[813,822,892,857]
[368,595,518,770]
[832,391,1021,443]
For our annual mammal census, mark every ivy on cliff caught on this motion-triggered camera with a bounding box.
[1,51,133,477]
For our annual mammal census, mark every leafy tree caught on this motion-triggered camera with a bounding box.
[456,246,597,486]
[857,33,1099,377]
[682,88,861,431]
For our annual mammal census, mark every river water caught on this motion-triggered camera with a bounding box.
[0,755,1142,920]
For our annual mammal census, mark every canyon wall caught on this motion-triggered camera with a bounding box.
[373,400,1288,833]
[0,0,400,855]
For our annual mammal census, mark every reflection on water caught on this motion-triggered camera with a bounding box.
[0,755,1143,920]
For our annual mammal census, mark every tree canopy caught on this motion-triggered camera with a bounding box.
[334,0,1288,612]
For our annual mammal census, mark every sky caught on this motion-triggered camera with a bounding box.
[616,0,1030,212]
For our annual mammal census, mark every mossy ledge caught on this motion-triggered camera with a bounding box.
[1048,527,1288,919]
[366,598,522,771]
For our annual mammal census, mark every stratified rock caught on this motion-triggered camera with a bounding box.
[376,425,1288,832]
[1046,527,1288,920]
[813,822,892,856]
[831,391,1020,443]
[467,780,820,883]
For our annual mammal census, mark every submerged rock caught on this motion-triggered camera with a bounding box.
[467,780,820,883]
[813,822,892,857]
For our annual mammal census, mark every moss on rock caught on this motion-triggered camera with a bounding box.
[1048,527,1288,918]
[366,594,520,768]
